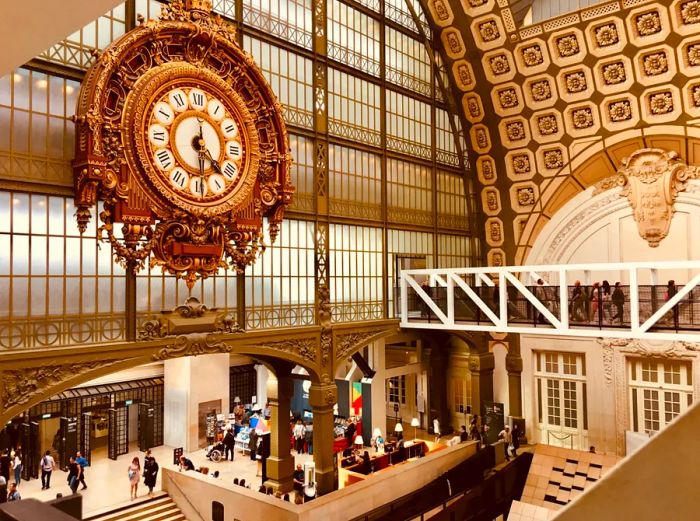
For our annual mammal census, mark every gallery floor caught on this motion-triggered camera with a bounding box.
[15,444,314,517]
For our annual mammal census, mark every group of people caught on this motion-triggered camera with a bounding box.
[566,280,626,324]
[0,450,23,503]
[292,419,313,455]
[126,449,159,500]
[458,416,521,462]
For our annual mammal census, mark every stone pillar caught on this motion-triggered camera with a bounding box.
[470,348,495,416]
[505,334,523,418]
[264,371,294,493]
[163,353,230,452]
[428,344,449,433]
[367,340,387,436]
[255,364,269,407]
[308,382,337,495]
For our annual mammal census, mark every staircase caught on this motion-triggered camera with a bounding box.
[85,494,187,521]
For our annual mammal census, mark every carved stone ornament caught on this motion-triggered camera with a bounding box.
[593,149,700,247]
[139,296,242,339]
[72,0,294,288]
[1,362,118,409]
[257,338,317,364]
[317,283,332,366]
[335,331,379,361]
[595,337,698,358]
[152,333,233,360]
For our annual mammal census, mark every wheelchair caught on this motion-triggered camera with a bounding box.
[206,441,225,462]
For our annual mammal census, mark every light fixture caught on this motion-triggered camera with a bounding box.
[234,396,241,404]
[411,417,420,440]
[354,435,364,447]
[394,422,403,434]
[372,427,382,438]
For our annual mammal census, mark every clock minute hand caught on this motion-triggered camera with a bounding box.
[204,148,222,174]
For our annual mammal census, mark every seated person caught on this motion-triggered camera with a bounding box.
[459,425,469,442]
[446,435,461,447]
[293,463,304,491]
[360,451,372,474]
[179,455,195,471]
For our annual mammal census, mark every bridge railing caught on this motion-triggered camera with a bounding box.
[398,261,700,341]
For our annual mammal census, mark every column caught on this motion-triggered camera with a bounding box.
[428,344,449,433]
[264,371,294,492]
[255,364,269,408]
[469,341,495,416]
[308,382,337,495]
[367,340,387,437]
[505,334,523,418]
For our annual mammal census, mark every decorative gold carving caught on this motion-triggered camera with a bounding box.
[556,34,580,57]
[479,21,500,42]
[680,1,700,25]
[594,23,619,47]
[537,115,558,135]
[0,362,118,409]
[564,71,587,93]
[649,91,674,114]
[521,45,544,67]
[596,337,698,358]
[602,61,627,85]
[497,88,519,109]
[517,187,536,206]
[152,333,232,360]
[257,338,317,364]
[608,100,633,122]
[692,84,700,107]
[335,332,378,361]
[72,0,293,288]
[489,54,511,75]
[687,44,700,66]
[530,80,552,101]
[505,121,526,141]
[636,11,662,36]
[571,107,594,129]
[595,149,699,247]
[642,51,669,76]
[139,297,242,339]
[512,153,532,174]
[318,283,332,367]
[543,148,564,169]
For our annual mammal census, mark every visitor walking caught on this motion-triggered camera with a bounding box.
[128,457,141,500]
[66,457,81,494]
[223,427,236,461]
[143,450,159,497]
[11,451,21,486]
[75,451,88,490]
[498,426,512,462]
[40,450,55,490]
[293,420,306,454]
[612,282,625,323]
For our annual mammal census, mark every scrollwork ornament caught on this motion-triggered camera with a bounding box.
[152,333,232,360]
[335,332,378,361]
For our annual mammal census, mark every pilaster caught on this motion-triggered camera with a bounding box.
[264,370,294,493]
[308,382,338,495]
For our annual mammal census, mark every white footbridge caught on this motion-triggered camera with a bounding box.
[398,261,700,341]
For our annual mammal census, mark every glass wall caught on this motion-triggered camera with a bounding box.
[0,0,475,347]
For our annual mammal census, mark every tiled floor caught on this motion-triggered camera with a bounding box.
[508,499,558,520]
[14,443,313,517]
[519,445,620,511]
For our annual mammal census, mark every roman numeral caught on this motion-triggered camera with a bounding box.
[223,163,237,180]
[172,170,185,187]
[213,105,220,115]
[224,123,236,134]
[152,130,165,142]
[158,108,170,119]
[228,143,241,156]
[173,93,185,107]
[157,150,171,168]
[192,92,204,107]
[214,179,222,190]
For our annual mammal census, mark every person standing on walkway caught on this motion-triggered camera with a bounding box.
[293,420,306,454]
[305,422,314,455]
[128,457,141,500]
[223,427,235,461]
[66,457,81,494]
[11,451,21,487]
[511,424,520,457]
[40,450,55,490]
[498,426,512,462]
[143,450,158,497]
[249,427,258,461]
[612,282,625,324]
[75,451,88,490]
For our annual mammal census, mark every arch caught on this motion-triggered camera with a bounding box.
[516,130,700,261]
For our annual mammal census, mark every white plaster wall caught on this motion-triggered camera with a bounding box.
[164,357,191,450]
[492,343,509,417]
[521,180,700,455]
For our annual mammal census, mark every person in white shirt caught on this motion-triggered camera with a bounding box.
[433,418,441,443]
[40,451,55,490]
[498,426,512,461]
[11,452,22,487]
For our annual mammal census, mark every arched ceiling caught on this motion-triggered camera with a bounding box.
[0,0,124,78]
[422,0,700,265]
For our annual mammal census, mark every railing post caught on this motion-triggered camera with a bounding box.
[400,272,409,323]
[630,267,640,331]
[559,269,569,330]
[447,272,455,327]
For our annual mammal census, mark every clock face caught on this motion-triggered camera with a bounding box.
[143,82,247,206]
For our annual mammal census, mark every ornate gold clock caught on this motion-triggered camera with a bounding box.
[72,0,293,287]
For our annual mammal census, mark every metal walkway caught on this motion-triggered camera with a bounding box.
[398,261,700,341]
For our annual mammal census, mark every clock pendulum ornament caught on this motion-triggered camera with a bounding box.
[72,0,293,288]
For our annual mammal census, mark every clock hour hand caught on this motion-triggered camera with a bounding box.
[204,148,222,174]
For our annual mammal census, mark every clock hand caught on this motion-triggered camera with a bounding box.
[204,148,223,174]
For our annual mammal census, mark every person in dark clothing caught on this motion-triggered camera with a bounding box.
[511,424,520,457]
[666,280,679,329]
[360,451,372,474]
[293,464,304,492]
[469,415,480,441]
[611,282,625,324]
[66,457,81,494]
[75,451,88,490]
[178,456,195,471]
[143,450,159,497]
[459,425,469,442]
[223,428,236,461]
[0,451,10,482]
[249,428,258,461]
[0,475,7,503]
[344,420,356,445]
